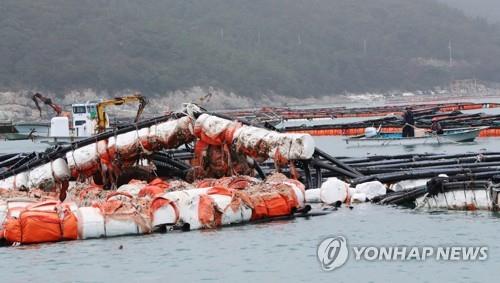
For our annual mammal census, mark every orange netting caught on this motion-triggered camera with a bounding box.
[65,184,107,207]
[138,178,171,198]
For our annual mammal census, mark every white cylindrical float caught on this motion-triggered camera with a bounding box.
[27,158,70,191]
[305,188,321,203]
[416,189,492,210]
[319,178,351,204]
[0,172,29,191]
[105,217,144,237]
[209,193,252,225]
[77,207,105,239]
[193,114,315,161]
[66,143,100,177]
[151,197,179,227]
[232,124,315,160]
[390,179,429,192]
[151,116,194,148]
[152,188,209,229]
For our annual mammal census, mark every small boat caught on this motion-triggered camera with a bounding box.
[14,122,50,136]
[345,126,487,146]
[1,132,36,141]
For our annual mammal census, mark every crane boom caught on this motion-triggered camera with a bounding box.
[96,93,148,132]
[31,93,63,117]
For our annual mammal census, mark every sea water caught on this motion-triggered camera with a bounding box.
[0,135,499,282]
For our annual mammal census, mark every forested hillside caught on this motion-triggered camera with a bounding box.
[438,0,500,23]
[1,0,499,97]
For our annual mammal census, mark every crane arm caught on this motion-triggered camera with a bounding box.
[32,94,43,117]
[31,93,63,117]
[96,94,148,132]
[134,95,147,123]
[48,103,63,115]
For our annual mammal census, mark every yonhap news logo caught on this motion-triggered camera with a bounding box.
[317,236,349,271]
[317,235,488,271]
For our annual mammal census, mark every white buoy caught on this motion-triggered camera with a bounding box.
[319,178,350,204]
[364,127,377,138]
[354,181,387,200]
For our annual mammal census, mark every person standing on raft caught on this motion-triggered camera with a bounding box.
[402,107,415,137]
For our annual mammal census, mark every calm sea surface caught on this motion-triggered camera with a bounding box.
[1,115,500,282]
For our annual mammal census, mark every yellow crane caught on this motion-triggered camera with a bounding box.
[96,94,148,132]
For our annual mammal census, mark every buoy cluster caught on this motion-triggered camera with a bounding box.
[0,106,319,246]
[0,173,311,245]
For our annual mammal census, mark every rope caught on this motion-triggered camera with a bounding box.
[416,193,430,209]
[135,123,152,159]
[110,128,120,189]
[26,162,31,192]
[69,141,86,181]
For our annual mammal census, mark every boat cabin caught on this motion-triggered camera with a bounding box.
[49,101,109,138]
[70,101,109,137]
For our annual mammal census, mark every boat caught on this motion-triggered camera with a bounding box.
[345,126,487,146]
[1,132,36,141]
[13,121,50,137]
[4,95,146,145]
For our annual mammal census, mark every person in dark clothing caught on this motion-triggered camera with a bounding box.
[402,107,415,137]
[431,120,444,135]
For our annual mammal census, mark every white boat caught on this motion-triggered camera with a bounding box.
[345,126,487,147]
[7,95,146,145]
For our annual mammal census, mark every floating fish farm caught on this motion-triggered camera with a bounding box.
[223,102,500,137]
[1,104,499,247]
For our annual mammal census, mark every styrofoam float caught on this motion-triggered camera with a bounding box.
[2,173,308,245]
[354,181,386,201]
[77,207,105,239]
[233,126,315,161]
[152,188,209,230]
[318,178,386,204]
[415,189,493,210]
[151,181,303,230]
[305,188,321,203]
[390,179,429,192]
[28,158,71,191]
[319,178,351,204]
[0,113,314,193]
[194,114,315,161]
[0,172,29,191]
[66,144,100,177]
[77,205,150,239]
[0,159,70,192]
[0,116,196,191]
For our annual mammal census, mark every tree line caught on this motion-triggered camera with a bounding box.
[0,0,499,97]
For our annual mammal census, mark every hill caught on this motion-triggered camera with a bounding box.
[1,0,500,97]
[438,0,500,23]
